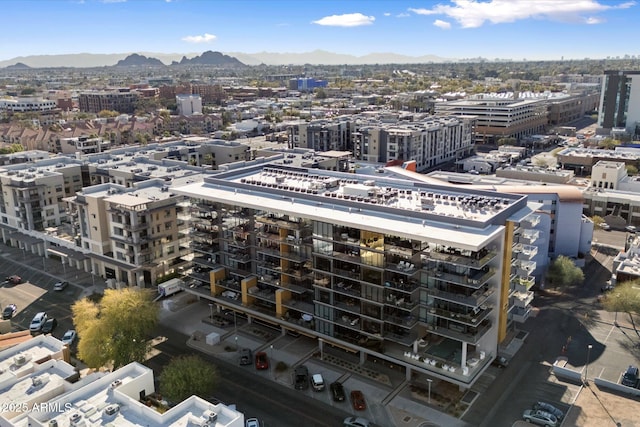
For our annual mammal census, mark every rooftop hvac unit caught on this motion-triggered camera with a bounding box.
[104,404,120,416]
[49,421,58,427]
[203,410,218,423]
[110,379,122,389]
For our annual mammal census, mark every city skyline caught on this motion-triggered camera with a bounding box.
[1,0,639,63]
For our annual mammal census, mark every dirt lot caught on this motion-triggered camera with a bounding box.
[565,382,640,427]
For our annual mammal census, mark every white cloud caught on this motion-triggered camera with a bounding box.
[181,33,217,43]
[408,0,636,28]
[396,12,411,18]
[585,16,603,24]
[312,13,375,27]
[434,19,452,29]
[384,12,391,17]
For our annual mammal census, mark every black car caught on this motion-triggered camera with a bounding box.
[239,348,253,366]
[2,304,17,319]
[41,318,58,334]
[330,381,346,402]
[294,365,309,390]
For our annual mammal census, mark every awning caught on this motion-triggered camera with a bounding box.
[47,245,87,262]
[8,232,43,246]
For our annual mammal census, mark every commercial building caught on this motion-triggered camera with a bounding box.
[174,163,543,389]
[598,70,640,137]
[435,93,549,144]
[556,147,640,175]
[0,97,58,113]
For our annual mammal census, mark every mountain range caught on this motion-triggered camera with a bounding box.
[0,50,452,68]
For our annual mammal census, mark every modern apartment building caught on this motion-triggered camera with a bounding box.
[598,70,640,136]
[353,116,475,171]
[291,119,355,152]
[174,163,543,388]
[435,94,548,144]
[176,94,203,117]
[78,90,139,114]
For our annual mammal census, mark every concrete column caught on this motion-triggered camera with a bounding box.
[406,366,412,381]
[461,342,468,366]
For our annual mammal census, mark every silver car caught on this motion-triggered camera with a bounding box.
[522,409,558,427]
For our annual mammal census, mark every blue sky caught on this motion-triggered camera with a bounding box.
[1,0,639,61]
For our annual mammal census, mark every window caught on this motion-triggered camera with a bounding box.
[165,222,172,230]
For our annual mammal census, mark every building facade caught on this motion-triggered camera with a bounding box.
[78,91,139,114]
[598,70,640,137]
[176,94,203,117]
[174,164,542,389]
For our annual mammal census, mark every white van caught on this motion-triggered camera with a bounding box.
[30,312,48,332]
[311,373,325,391]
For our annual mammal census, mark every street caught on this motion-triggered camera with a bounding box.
[0,248,353,427]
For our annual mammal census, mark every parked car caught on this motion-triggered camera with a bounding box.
[533,401,564,420]
[245,418,260,427]
[239,348,253,366]
[6,275,22,285]
[601,281,615,292]
[331,381,346,402]
[599,223,611,231]
[254,352,268,370]
[350,390,366,411]
[53,281,69,291]
[522,409,558,426]
[61,330,77,346]
[2,304,17,319]
[310,373,325,391]
[626,225,637,233]
[41,318,58,334]
[294,365,309,390]
[343,417,371,427]
[29,312,48,332]
[621,365,639,387]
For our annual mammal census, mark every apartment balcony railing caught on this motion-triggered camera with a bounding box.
[255,215,306,230]
[511,290,534,308]
[427,305,492,327]
[433,268,496,289]
[384,313,418,328]
[427,248,498,268]
[512,243,538,260]
[426,320,492,344]
[425,286,494,308]
[523,214,541,228]
[383,279,420,293]
[512,259,536,275]
[510,306,531,323]
[282,299,314,316]
[515,229,540,245]
[510,275,535,293]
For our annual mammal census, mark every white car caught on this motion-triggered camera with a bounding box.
[626,225,637,233]
[522,409,558,426]
[245,418,260,427]
[61,330,77,346]
[29,312,48,332]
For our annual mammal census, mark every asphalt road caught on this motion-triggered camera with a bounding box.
[0,251,354,427]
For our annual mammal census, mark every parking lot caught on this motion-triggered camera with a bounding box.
[0,250,83,340]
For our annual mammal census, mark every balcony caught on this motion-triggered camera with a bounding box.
[427,248,498,268]
[515,229,540,245]
[511,275,535,293]
[255,215,306,230]
[426,320,492,344]
[383,279,419,293]
[384,312,418,328]
[511,306,531,323]
[425,286,494,307]
[427,305,492,327]
[513,259,536,275]
[433,267,496,289]
[512,290,534,308]
[512,243,537,260]
[523,214,541,228]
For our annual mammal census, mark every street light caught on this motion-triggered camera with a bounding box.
[235,336,238,351]
[585,344,593,384]
[269,345,274,379]
[427,378,433,404]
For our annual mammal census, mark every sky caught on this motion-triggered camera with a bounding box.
[1,0,639,61]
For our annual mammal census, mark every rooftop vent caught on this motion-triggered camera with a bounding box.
[203,410,218,423]
[110,379,122,389]
[104,404,120,416]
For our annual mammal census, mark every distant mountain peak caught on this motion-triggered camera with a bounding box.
[177,51,244,67]
[115,54,165,67]
[5,62,31,69]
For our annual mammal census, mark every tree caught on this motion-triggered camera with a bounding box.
[626,164,638,176]
[71,288,158,369]
[497,137,517,146]
[98,110,120,118]
[591,215,605,227]
[159,355,217,402]
[602,280,640,334]
[546,255,584,288]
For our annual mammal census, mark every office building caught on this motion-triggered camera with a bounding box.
[176,94,203,117]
